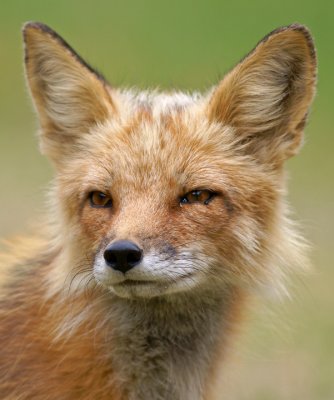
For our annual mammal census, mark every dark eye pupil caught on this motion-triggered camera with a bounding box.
[191,191,201,200]
[89,191,112,208]
[180,190,215,205]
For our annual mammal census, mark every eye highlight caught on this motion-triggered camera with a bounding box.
[89,191,113,208]
[180,190,217,205]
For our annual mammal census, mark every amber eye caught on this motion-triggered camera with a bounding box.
[89,191,113,208]
[180,190,216,205]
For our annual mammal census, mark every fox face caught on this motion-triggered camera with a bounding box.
[72,111,246,299]
[23,23,316,299]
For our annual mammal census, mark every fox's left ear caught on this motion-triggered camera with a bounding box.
[23,22,114,165]
[207,24,317,164]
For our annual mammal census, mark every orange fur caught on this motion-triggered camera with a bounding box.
[0,22,316,399]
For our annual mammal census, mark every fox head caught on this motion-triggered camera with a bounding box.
[23,23,316,299]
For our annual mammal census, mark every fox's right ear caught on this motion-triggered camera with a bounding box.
[23,22,115,165]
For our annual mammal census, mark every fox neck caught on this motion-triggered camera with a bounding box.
[106,287,243,400]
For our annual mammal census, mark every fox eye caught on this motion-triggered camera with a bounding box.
[89,191,113,208]
[180,190,216,205]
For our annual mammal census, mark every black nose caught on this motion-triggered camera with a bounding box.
[103,240,143,273]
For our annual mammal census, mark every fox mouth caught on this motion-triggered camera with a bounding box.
[114,279,156,287]
[109,278,169,299]
[106,272,200,299]
[94,253,204,298]
[114,272,195,287]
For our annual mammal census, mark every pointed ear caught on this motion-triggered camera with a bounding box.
[23,22,115,164]
[207,24,317,164]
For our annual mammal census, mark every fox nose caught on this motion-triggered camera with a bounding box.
[103,240,143,273]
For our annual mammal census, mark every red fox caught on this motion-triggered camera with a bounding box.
[0,22,316,399]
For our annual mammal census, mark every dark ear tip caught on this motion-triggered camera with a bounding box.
[263,23,317,65]
[22,21,54,34]
[23,22,46,38]
[263,23,313,41]
[22,21,62,46]
[289,23,317,64]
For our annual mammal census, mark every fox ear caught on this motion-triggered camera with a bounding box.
[23,22,114,164]
[207,24,317,164]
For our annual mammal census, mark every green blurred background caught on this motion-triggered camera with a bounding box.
[0,1,333,398]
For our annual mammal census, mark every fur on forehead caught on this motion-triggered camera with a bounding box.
[73,95,238,188]
[117,89,204,117]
